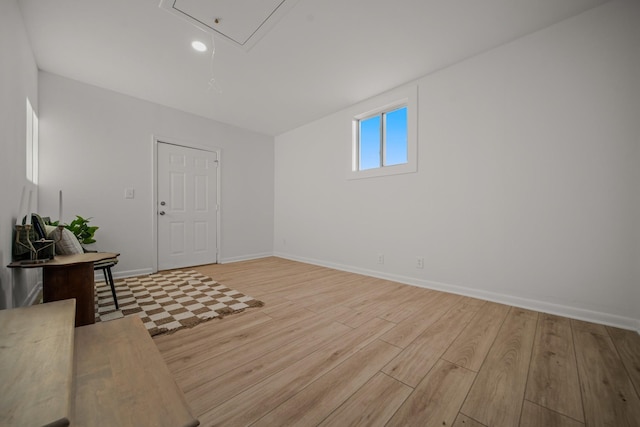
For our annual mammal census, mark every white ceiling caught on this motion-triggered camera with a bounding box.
[159,0,301,49]
[18,0,608,136]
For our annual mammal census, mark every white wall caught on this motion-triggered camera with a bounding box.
[38,72,274,277]
[0,0,40,309]
[274,0,640,329]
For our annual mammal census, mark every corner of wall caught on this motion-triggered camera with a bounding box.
[0,0,39,309]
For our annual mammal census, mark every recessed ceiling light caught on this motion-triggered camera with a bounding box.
[191,41,207,52]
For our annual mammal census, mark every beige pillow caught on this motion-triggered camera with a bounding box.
[47,227,84,255]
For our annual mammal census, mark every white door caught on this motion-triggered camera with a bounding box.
[157,142,218,270]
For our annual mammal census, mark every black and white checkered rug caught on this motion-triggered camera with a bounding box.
[95,269,264,336]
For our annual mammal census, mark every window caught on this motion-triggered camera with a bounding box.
[350,85,417,179]
[26,98,39,184]
[357,105,408,170]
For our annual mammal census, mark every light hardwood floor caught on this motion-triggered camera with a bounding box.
[153,257,640,427]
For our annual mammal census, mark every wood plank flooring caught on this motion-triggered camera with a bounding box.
[153,257,640,427]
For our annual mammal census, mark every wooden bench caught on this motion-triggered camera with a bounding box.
[0,300,199,427]
[0,300,76,427]
[73,316,199,427]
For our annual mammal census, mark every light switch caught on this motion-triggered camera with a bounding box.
[125,188,135,199]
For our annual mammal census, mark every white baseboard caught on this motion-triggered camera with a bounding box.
[219,252,273,264]
[94,268,154,282]
[24,281,43,306]
[93,256,277,282]
[274,252,640,333]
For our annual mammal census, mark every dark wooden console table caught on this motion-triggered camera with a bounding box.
[8,252,119,326]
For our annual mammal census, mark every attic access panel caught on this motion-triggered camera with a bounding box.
[159,0,298,50]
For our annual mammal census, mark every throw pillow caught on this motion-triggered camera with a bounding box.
[47,227,84,255]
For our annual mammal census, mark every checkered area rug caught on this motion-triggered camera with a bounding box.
[95,269,264,337]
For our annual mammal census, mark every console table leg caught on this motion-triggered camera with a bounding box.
[43,263,95,327]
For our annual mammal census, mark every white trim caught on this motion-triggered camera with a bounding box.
[152,135,222,272]
[151,137,159,274]
[273,251,640,332]
[348,84,418,180]
[94,267,154,282]
[24,280,42,306]
[219,252,273,264]
[11,262,42,308]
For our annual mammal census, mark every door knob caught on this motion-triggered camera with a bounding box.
[159,211,165,216]
[160,201,166,206]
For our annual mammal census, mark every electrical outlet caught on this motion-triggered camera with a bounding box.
[378,254,384,264]
[416,257,424,269]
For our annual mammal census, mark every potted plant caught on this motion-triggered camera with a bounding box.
[67,215,99,245]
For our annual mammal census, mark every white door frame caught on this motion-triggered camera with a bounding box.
[151,135,221,273]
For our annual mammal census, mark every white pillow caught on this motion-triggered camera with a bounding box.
[47,227,84,255]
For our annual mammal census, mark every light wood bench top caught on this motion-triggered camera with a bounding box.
[73,316,199,427]
[0,299,76,427]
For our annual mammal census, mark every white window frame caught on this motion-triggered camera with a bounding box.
[349,85,417,180]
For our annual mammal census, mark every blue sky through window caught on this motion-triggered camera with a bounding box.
[359,115,381,170]
[358,106,407,171]
[385,107,407,166]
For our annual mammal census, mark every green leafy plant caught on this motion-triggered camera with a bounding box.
[65,215,99,245]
